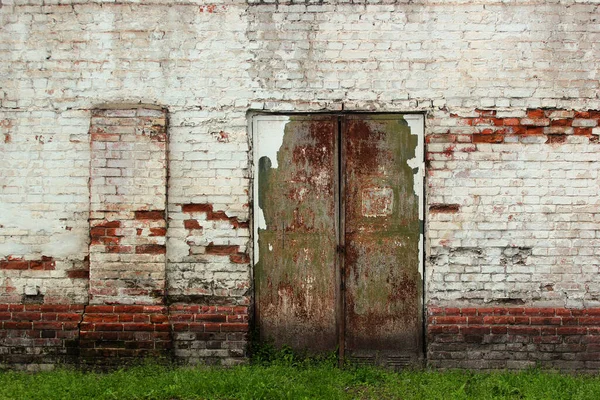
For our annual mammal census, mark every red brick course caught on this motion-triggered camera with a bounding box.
[0,303,248,366]
[428,306,600,370]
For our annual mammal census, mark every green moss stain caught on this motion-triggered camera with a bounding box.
[344,116,422,351]
[255,116,337,351]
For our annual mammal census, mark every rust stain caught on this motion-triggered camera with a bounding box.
[255,115,422,363]
[344,116,422,361]
[256,116,337,352]
[361,187,394,217]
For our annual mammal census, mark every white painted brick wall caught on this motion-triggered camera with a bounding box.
[1,0,600,310]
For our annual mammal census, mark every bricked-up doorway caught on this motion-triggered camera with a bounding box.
[252,114,425,368]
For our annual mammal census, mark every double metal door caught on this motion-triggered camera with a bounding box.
[253,114,424,368]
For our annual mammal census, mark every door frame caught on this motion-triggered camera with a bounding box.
[249,112,426,364]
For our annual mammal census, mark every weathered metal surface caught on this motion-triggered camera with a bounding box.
[253,114,424,365]
[254,115,338,352]
[343,115,423,367]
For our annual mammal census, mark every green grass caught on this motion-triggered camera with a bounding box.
[1,361,600,400]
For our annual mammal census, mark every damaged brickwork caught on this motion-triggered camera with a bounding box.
[2,0,600,370]
[89,106,168,306]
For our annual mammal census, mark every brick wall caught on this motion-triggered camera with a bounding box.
[428,307,600,371]
[2,0,600,369]
[0,305,83,370]
[89,106,168,305]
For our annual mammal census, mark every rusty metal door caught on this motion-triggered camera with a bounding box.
[342,115,423,368]
[253,115,339,352]
[253,114,423,366]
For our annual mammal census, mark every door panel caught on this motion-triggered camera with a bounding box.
[254,115,338,352]
[344,116,422,367]
[253,114,423,365]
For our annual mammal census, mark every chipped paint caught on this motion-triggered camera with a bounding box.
[252,114,424,361]
[252,116,289,263]
[343,115,423,365]
[404,114,425,280]
[0,203,87,259]
[253,115,338,352]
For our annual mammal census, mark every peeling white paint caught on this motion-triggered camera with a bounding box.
[0,203,88,259]
[404,114,425,279]
[252,114,425,282]
[252,115,290,264]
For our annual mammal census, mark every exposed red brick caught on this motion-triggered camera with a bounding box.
[149,228,167,236]
[527,109,545,118]
[434,316,467,325]
[230,220,250,229]
[205,243,240,255]
[526,127,544,135]
[67,269,89,279]
[429,204,460,213]
[575,111,591,118]
[502,118,520,126]
[221,323,248,332]
[184,219,202,230]
[0,260,29,270]
[100,237,120,245]
[208,211,230,221]
[94,221,121,229]
[204,323,221,332]
[134,210,165,220]
[574,127,592,136]
[550,118,571,126]
[182,203,213,213]
[230,253,250,264]
[507,126,527,135]
[473,134,504,143]
[460,326,490,335]
[86,305,114,313]
[428,307,445,316]
[1,256,55,271]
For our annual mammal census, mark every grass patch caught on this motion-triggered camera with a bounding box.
[1,362,600,399]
